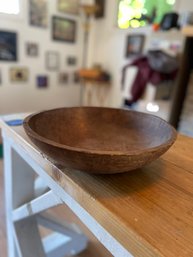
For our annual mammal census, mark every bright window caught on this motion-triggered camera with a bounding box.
[0,0,20,15]
[118,0,176,29]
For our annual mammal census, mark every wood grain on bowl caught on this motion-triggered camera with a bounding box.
[23,107,177,174]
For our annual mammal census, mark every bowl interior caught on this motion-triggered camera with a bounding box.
[27,108,175,153]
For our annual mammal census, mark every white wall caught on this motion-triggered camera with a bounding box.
[1,0,190,114]
[91,0,187,107]
[175,0,193,12]
[0,0,83,115]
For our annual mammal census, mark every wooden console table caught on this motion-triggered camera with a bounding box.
[82,80,111,107]
[1,114,193,257]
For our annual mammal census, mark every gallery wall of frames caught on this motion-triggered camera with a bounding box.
[0,0,83,114]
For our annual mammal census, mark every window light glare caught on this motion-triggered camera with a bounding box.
[146,102,160,113]
[167,0,175,5]
[0,0,20,15]
[118,0,176,29]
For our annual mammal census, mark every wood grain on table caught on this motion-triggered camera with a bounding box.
[1,117,193,257]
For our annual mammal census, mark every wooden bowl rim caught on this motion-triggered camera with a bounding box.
[23,107,177,156]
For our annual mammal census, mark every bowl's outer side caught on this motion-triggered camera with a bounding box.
[26,134,174,174]
[23,107,177,174]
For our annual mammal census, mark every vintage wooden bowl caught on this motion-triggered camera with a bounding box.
[23,107,177,174]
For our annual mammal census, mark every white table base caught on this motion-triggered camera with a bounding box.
[3,133,88,257]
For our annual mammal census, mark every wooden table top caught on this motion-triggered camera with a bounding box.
[1,114,193,257]
[182,26,193,36]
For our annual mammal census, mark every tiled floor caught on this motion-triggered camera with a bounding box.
[0,160,112,257]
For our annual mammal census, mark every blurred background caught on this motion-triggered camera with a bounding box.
[0,0,193,136]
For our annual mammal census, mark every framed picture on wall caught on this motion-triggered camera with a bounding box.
[45,51,60,71]
[0,31,17,61]
[26,42,39,57]
[73,71,80,84]
[58,72,69,85]
[125,34,145,57]
[57,0,79,15]
[66,56,77,66]
[29,0,48,28]
[10,67,29,82]
[52,16,76,43]
[95,0,105,18]
[37,75,49,88]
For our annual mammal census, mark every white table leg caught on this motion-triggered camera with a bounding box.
[3,140,18,257]
[4,138,46,257]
